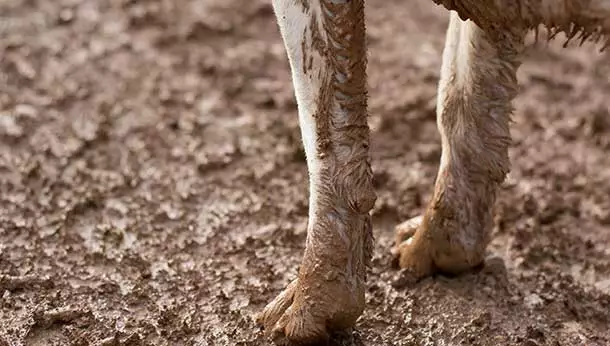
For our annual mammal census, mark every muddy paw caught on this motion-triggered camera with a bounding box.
[255,277,364,344]
[391,215,422,258]
[255,280,326,344]
[392,205,489,283]
[391,215,434,282]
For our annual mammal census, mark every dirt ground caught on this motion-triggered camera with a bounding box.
[1,0,610,345]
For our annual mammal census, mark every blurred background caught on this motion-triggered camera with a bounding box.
[0,0,609,345]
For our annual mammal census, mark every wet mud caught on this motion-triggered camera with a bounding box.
[0,0,609,345]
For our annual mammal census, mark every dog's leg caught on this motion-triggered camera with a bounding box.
[393,12,526,280]
[256,0,376,343]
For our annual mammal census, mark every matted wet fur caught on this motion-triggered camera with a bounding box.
[257,0,610,344]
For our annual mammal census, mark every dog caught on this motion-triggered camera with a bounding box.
[255,0,609,343]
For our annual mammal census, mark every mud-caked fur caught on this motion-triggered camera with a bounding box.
[257,0,610,343]
[256,0,375,343]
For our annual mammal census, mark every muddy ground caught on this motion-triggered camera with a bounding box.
[1,0,609,345]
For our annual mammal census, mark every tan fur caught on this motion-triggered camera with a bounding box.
[395,14,526,278]
[258,0,610,343]
[433,0,610,48]
[256,0,375,343]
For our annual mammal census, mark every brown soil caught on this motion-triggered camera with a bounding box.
[1,0,609,345]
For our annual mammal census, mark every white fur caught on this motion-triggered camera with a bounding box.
[272,1,321,240]
[437,12,459,174]
[436,12,472,175]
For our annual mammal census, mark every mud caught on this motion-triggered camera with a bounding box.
[0,0,609,345]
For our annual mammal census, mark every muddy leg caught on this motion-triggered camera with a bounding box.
[256,0,376,343]
[393,12,526,279]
